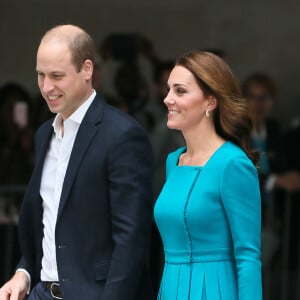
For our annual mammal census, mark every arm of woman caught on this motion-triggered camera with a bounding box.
[220,156,262,300]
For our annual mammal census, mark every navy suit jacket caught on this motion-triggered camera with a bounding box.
[17,95,154,300]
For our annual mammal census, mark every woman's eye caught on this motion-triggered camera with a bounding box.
[176,88,185,95]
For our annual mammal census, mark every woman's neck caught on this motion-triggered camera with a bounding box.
[180,125,225,165]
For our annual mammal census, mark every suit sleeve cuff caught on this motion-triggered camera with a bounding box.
[16,268,31,295]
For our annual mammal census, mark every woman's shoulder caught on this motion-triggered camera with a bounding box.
[167,146,186,164]
[212,141,254,167]
[220,141,247,155]
[206,142,259,187]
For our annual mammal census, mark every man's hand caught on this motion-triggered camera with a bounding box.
[0,271,28,300]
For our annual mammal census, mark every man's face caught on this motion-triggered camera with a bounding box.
[36,40,92,120]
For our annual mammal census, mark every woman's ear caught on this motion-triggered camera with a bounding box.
[206,95,218,111]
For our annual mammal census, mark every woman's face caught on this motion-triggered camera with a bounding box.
[163,65,210,131]
[245,83,274,126]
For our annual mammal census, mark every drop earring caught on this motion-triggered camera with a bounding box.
[205,110,210,117]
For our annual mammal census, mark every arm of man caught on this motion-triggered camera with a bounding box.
[101,124,153,299]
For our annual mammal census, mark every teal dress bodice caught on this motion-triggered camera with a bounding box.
[154,142,262,300]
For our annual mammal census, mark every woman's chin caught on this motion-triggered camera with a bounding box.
[166,121,180,131]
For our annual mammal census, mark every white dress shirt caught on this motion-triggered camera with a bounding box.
[40,90,96,281]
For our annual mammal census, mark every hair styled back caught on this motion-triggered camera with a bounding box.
[41,24,97,72]
[176,50,258,165]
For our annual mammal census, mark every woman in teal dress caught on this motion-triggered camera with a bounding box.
[154,51,262,299]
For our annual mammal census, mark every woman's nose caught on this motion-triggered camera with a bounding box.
[164,92,175,105]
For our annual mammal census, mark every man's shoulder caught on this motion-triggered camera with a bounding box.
[101,100,146,133]
[35,118,54,137]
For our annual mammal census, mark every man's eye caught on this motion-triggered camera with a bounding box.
[53,74,63,79]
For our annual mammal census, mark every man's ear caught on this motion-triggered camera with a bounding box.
[82,59,93,80]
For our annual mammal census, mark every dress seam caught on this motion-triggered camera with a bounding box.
[183,169,201,299]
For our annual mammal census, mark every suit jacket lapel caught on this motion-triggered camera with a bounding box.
[57,96,104,219]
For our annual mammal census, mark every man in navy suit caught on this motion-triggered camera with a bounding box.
[0,24,154,300]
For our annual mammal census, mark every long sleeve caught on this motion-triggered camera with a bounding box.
[220,156,262,300]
